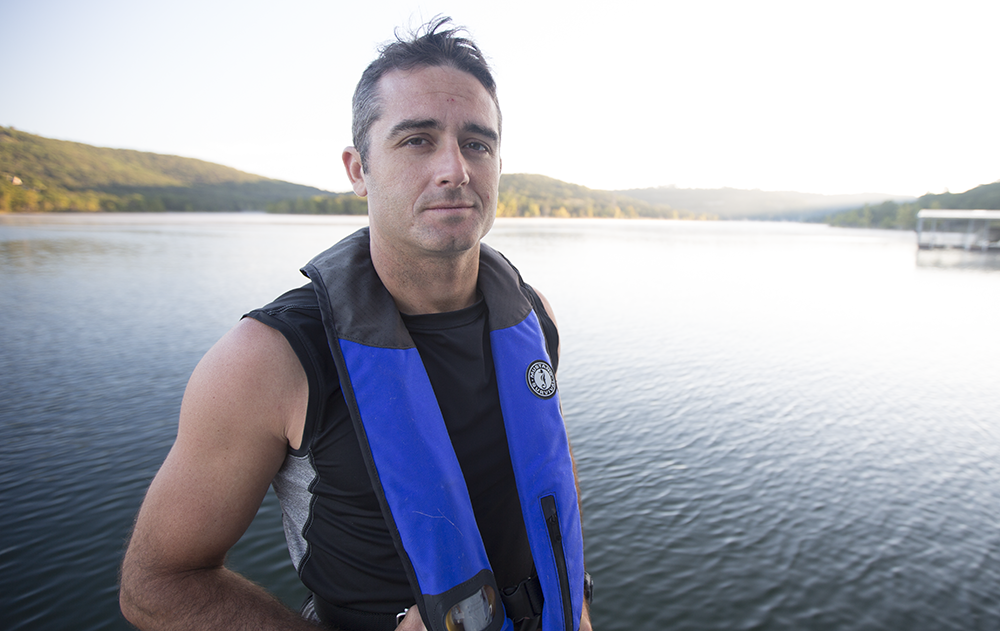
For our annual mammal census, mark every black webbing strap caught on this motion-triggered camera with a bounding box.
[501,575,544,623]
[311,593,400,631]
[309,576,543,630]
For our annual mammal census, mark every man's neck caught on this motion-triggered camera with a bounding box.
[370,239,481,315]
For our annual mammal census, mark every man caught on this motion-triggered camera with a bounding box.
[120,18,590,631]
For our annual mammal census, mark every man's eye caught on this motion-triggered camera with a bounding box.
[465,141,490,152]
[404,137,428,146]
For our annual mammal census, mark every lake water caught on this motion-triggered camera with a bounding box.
[1,213,998,630]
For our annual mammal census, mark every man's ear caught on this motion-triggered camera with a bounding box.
[342,147,367,197]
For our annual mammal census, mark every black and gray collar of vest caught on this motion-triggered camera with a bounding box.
[301,227,534,349]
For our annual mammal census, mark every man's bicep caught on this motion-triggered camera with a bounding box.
[129,442,276,573]
[126,319,304,572]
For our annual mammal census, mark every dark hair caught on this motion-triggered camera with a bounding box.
[351,16,501,168]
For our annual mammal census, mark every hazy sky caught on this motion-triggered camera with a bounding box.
[3,0,997,197]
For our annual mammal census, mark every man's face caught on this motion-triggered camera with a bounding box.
[346,65,501,259]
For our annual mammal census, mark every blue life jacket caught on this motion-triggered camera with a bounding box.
[302,228,584,631]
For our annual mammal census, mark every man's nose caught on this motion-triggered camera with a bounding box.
[433,142,470,187]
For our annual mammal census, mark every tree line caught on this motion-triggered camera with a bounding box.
[266,195,368,215]
[822,200,921,230]
[817,181,1000,230]
[495,173,713,220]
[0,126,334,213]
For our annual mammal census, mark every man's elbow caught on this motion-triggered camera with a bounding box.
[119,584,145,628]
[119,543,171,629]
[119,553,151,627]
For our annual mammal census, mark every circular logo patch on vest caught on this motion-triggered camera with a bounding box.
[526,360,557,399]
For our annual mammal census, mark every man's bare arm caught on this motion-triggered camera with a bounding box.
[120,318,317,630]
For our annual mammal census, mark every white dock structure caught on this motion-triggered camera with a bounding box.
[916,210,1000,250]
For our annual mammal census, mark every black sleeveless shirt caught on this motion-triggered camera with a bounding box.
[245,282,559,617]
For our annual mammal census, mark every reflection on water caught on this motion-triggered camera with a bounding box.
[915,247,1000,271]
[1,214,998,630]
[0,237,142,271]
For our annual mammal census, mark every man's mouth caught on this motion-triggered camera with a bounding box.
[423,202,476,212]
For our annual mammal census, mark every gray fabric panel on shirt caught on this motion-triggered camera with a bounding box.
[272,452,318,572]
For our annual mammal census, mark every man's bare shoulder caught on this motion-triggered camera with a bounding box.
[207,316,301,370]
[182,317,309,449]
[531,287,558,328]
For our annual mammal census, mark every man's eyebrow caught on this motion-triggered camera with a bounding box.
[386,119,499,143]
[463,123,499,143]
[388,118,441,138]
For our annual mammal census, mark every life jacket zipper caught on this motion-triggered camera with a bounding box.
[541,494,573,631]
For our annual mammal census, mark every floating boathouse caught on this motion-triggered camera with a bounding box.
[916,210,1000,250]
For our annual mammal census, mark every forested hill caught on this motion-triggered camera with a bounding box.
[611,186,910,220]
[816,180,1000,230]
[0,126,350,212]
[498,174,710,220]
[915,181,1000,211]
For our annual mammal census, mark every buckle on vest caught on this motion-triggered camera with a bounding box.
[500,575,544,622]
